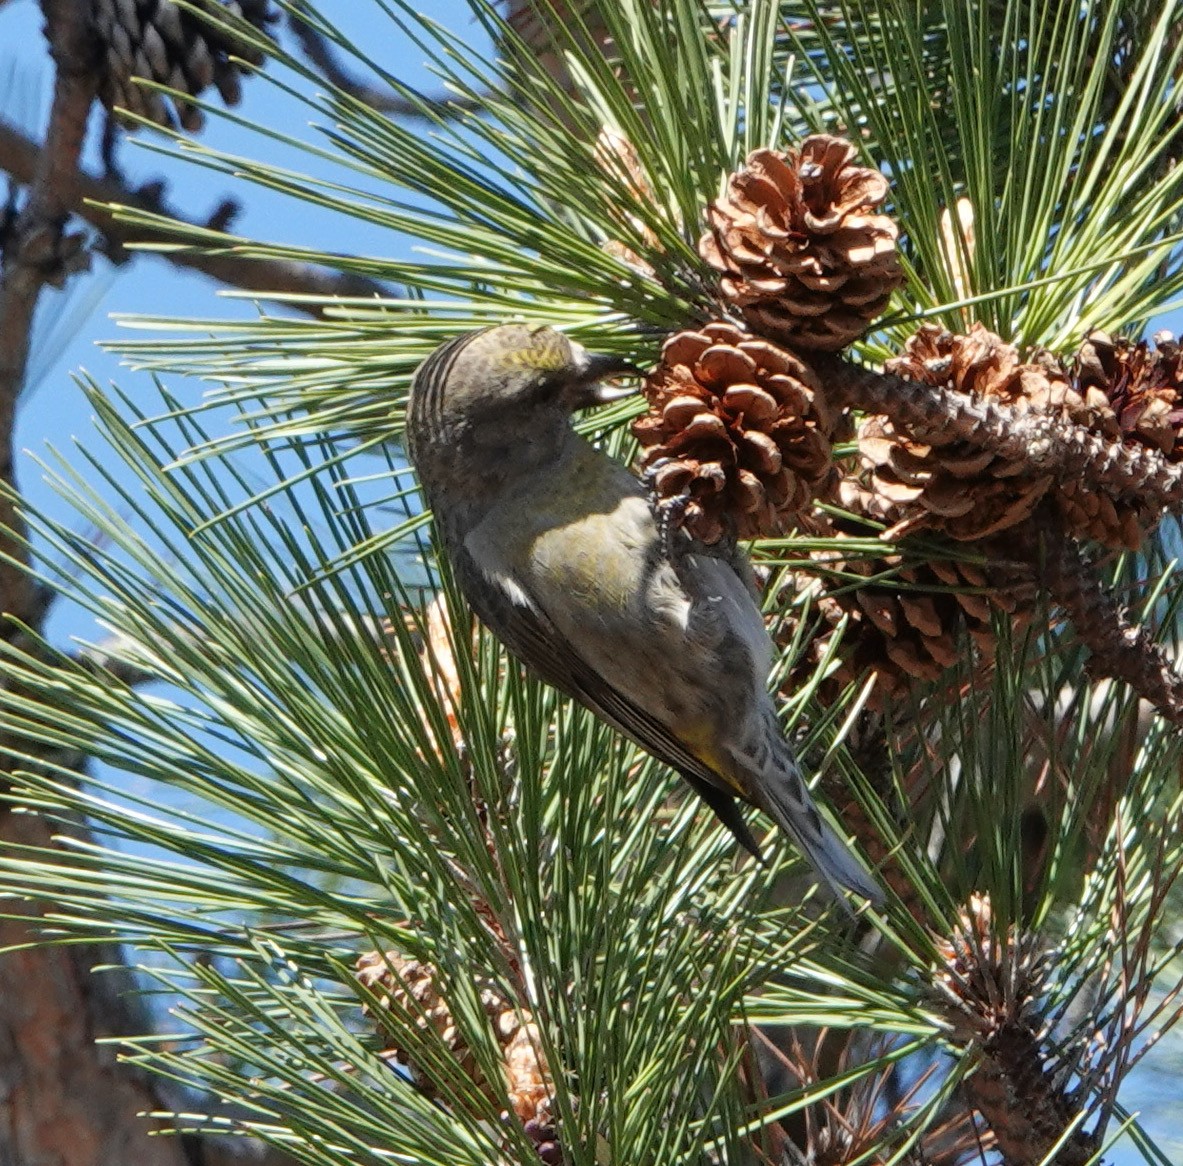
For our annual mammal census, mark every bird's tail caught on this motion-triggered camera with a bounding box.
[752,735,883,906]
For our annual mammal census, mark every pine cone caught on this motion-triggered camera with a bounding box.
[94,0,275,131]
[1073,329,1183,456]
[633,322,843,544]
[700,137,902,351]
[860,325,1069,542]
[1046,330,1183,547]
[864,324,1180,548]
[787,519,1036,710]
[356,951,551,1127]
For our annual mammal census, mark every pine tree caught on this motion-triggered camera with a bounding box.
[1,2,1182,1162]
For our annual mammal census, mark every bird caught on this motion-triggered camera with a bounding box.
[405,322,880,903]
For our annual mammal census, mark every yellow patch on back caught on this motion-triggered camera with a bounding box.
[677,721,746,795]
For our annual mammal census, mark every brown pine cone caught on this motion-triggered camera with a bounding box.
[633,322,844,544]
[1046,329,1183,547]
[787,523,1036,710]
[1040,330,1183,546]
[356,951,551,1127]
[699,136,902,351]
[94,0,274,131]
[1073,330,1183,456]
[860,324,1071,542]
[863,324,1180,549]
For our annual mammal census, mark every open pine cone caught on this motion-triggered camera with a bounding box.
[1073,329,1183,456]
[862,324,1181,549]
[700,137,902,351]
[861,324,1091,542]
[356,951,552,1133]
[1049,330,1183,546]
[95,0,274,131]
[784,518,1036,710]
[633,321,843,544]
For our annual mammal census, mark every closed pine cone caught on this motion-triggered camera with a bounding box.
[94,0,273,131]
[699,136,902,351]
[356,951,551,1127]
[633,321,844,544]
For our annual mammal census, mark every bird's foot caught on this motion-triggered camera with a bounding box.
[642,457,697,565]
[640,456,672,495]
[656,492,693,562]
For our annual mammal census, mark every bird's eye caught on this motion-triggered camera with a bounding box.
[520,371,564,405]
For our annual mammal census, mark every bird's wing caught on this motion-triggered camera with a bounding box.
[449,541,762,852]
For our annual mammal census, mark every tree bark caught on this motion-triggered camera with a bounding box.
[0,809,193,1166]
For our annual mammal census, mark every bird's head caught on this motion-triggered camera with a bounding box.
[408,324,640,449]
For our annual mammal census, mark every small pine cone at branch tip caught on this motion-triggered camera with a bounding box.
[930,893,1046,1042]
[633,321,846,544]
[356,951,553,1132]
[700,136,903,351]
[93,0,276,132]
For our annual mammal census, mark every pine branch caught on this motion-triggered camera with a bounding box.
[963,1023,1098,1166]
[1019,513,1183,727]
[933,897,1101,1166]
[815,353,1183,518]
[0,0,96,628]
[0,117,392,317]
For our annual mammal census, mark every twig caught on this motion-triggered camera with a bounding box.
[1018,512,1183,727]
[0,0,97,627]
[962,1023,1098,1166]
[0,117,393,317]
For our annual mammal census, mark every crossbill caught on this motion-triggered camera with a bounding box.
[406,322,879,902]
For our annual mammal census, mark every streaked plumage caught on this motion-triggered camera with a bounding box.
[406,323,880,902]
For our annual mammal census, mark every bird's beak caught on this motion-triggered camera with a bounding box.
[572,349,644,408]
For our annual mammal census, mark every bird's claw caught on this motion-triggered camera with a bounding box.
[642,457,695,562]
[655,491,692,561]
[640,456,672,494]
